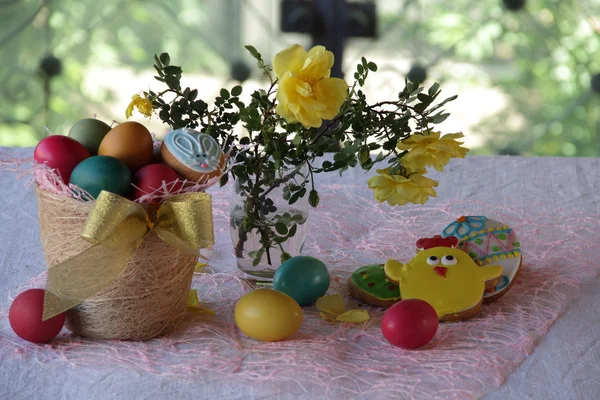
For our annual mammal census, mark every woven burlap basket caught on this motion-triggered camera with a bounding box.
[36,187,197,340]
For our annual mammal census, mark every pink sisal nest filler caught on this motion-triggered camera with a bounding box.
[2,178,599,399]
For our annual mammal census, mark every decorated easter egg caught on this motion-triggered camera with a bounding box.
[68,118,112,154]
[381,299,438,350]
[9,289,65,343]
[234,289,303,342]
[131,163,183,201]
[98,121,153,171]
[70,155,131,198]
[34,135,90,184]
[273,256,330,306]
[161,128,226,183]
[441,216,522,303]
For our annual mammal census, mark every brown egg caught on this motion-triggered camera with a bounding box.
[98,121,153,172]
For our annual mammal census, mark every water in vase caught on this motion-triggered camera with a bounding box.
[230,207,309,278]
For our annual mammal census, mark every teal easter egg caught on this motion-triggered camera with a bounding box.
[68,118,111,155]
[70,156,131,199]
[273,256,330,306]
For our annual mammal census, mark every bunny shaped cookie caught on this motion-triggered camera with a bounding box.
[161,128,226,183]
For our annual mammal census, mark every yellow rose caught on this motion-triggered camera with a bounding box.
[273,44,348,128]
[125,94,153,119]
[367,168,438,206]
[397,132,469,172]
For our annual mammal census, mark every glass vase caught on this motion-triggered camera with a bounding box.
[229,164,310,279]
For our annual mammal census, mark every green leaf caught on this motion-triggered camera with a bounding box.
[275,222,288,235]
[361,57,368,69]
[164,65,182,76]
[231,85,243,96]
[288,224,297,237]
[417,93,430,103]
[357,64,364,74]
[188,89,198,101]
[309,190,319,207]
[359,146,370,163]
[220,88,230,99]
[367,62,377,72]
[289,192,300,205]
[153,54,163,69]
[244,45,262,61]
[219,174,229,187]
[431,113,450,123]
[159,53,170,67]
[252,249,264,266]
[164,75,181,91]
[428,82,440,97]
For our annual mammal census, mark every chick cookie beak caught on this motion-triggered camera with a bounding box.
[433,266,448,277]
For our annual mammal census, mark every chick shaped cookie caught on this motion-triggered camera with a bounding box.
[384,247,502,322]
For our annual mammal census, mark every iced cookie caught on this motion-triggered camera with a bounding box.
[347,264,401,307]
[441,216,522,303]
[384,246,503,322]
[161,128,226,184]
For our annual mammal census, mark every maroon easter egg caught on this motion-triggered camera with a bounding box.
[381,299,438,349]
[131,163,183,201]
[9,289,65,343]
[34,135,90,184]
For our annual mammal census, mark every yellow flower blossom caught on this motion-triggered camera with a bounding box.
[125,94,153,119]
[367,168,438,206]
[397,131,469,172]
[273,44,348,128]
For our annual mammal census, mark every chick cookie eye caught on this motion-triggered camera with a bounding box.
[427,256,440,266]
[442,255,457,266]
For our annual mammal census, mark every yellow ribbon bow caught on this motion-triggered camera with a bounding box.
[43,190,214,320]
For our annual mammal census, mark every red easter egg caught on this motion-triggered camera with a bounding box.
[381,299,438,349]
[34,135,90,184]
[9,289,65,343]
[131,163,183,201]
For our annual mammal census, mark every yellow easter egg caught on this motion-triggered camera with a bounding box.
[234,289,302,342]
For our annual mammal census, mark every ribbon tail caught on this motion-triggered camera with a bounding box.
[155,192,214,253]
[43,238,143,321]
[42,190,149,320]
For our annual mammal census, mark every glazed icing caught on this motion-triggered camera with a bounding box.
[384,247,502,318]
[460,227,521,264]
[164,128,222,173]
[447,217,522,299]
[442,216,487,239]
[351,264,401,301]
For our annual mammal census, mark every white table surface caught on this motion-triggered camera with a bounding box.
[0,147,599,400]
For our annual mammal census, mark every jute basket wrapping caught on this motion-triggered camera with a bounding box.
[36,187,197,340]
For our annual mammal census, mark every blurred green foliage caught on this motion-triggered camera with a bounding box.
[377,0,600,156]
[0,0,232,146]
[1,0,599,156]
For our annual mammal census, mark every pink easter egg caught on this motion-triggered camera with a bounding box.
[34,135,91,184]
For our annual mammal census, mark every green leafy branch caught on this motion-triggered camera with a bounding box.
[147,47,457,268]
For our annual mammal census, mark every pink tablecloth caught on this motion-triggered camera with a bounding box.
[1,148,599,399]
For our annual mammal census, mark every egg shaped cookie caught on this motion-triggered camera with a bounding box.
[441,216,522,303]
[161,128,226,184]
